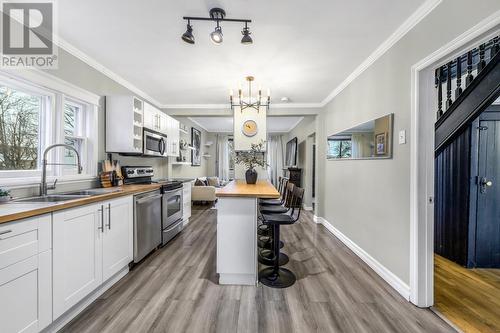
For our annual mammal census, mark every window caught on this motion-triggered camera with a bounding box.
[0,73,98,185]
[63,100,87,174]
[228,137,234,170]
[328,138,352,159]
[0,85,43,171]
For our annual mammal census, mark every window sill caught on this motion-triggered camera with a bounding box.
[0,174,98,189]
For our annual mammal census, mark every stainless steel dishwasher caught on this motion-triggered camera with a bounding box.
[134,189,162,263]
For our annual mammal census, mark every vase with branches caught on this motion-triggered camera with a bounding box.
[234,141,268,184]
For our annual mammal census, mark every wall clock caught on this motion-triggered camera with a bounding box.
[242,120,258,137]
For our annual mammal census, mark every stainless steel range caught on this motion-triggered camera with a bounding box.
[159,180,183,245]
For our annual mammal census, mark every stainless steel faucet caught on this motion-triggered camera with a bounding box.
[40,144,83,196]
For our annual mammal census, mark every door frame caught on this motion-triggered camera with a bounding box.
[409,12,500,307]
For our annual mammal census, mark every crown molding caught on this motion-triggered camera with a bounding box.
[319,0,442,107]
[161,102,323,109]
[54,37,164,108]
[184,116,305,133]
[287,116,305,132]
[187,117,210,132]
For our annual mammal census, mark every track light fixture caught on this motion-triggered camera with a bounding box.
[241,22,252,45]
[210,22,223,45]
[181,21,195,44]
[182,8,252,45]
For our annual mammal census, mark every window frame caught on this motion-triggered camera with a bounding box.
[0,71,99,187]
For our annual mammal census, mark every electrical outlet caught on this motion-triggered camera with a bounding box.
[398,130,406,144]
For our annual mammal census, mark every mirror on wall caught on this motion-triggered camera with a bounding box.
[327,113,393,160]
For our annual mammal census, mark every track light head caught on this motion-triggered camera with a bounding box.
[181,22,195,44]
[241,25,252,45]
[210,25,223,45]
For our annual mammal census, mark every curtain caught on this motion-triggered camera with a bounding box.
[216,134,230,181]
[267,135,284,186]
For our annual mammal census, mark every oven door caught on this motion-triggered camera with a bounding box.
[162,188,183,229]
[143,129,166,157]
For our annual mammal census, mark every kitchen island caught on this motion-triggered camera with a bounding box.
[216,180,280,285]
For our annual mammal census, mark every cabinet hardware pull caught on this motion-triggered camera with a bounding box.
[98,205,104,232]
[107,203,111,229]
[0,229,12,236]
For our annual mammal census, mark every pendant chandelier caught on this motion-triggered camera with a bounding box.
[230,76,270,113]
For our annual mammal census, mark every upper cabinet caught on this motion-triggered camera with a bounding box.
[106,96,179,156]
[106,96,144,154]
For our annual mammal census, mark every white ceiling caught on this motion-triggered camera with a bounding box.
[57,0,426,107]
[189,116,304,133]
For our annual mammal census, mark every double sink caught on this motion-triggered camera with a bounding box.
[14,188,123,203]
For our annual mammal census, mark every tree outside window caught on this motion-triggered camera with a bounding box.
[328,139,352,159]
[0,86,41,170]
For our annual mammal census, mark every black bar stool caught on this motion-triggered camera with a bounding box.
[258,182,295,251]
[260,177,288,206]
[258,177,289,237]
[259,186,304,288]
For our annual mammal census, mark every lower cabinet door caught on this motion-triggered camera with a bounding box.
[0,254,51,333]
[53,204,103,318]
[102,196,133,281]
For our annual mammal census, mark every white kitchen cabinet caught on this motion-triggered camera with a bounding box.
[53,204,103,318]
[0,215,52,333]
[144,101,165,133]
[182,181,192,224]
[144,101,160,132]
[53,196,133,319]
[102,196,133,281]
[106,95,144,154]
[168,117,180,157]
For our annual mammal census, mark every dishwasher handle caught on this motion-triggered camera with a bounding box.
[135,194,162,205]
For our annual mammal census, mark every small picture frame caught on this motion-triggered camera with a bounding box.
[375,132,387,155]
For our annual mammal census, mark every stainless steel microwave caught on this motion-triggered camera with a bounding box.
[143,128,167,157]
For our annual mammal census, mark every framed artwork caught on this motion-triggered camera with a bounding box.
[375,132,387,155]
[191,127,201,166]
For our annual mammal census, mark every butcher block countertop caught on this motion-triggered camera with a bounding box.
[0,184,161,224]
[216,180,280,199]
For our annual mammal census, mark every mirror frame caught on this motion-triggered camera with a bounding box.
[326,113,394,161]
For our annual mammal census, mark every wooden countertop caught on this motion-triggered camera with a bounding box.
[0,184,161,224]
[216,180,280,199]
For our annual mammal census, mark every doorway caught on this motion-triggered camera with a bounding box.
[433,101,500,332]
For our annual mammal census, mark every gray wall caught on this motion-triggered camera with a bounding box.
[285,116,317,208]
[316,0,500,284]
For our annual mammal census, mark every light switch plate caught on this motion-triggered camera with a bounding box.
[399,130,406,144]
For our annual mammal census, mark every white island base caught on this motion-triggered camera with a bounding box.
[215,180,280,285]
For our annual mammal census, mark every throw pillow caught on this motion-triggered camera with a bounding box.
[194,178,206,186]
[207,177,220,187]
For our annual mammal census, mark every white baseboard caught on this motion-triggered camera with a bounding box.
[303,204,313,211]
[41,267,129,333]
[313,215,410,301]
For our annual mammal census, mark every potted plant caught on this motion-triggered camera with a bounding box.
[234,141,268,184]
[0,188,11,203]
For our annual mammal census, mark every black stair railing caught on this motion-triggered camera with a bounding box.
[434,35,500,153]
[435,35,499,121]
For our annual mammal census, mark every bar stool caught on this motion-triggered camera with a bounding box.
[259,186,304,288]
[258,184,297,266]
[258,177,289,237]
[258,182,295,250]
[260,177,288,206]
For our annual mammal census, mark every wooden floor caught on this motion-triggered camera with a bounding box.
[62,207,453,333]
[434,255,500,333]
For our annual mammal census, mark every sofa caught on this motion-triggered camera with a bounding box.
[191,177,226,204]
